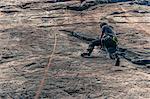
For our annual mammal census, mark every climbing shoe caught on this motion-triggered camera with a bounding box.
[115,58,120,66]
[81,53,90,57]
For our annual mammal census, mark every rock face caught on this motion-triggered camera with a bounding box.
[96,0,131,3]
[0,0,150,99]
[135,0,150,6]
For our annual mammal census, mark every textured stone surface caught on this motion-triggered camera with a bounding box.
[0,0,150,99]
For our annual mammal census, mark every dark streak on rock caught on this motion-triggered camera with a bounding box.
[25,62,36,67]
[60,29,95,42]
[18,1,41,9]
[134,1,150,6]
[110,11,126,15]
[64,88,84,95]
[131,10,150,14]
[67,0,132,11]
[0,6,5,8]
[1,10,19,13]
[60,30,150,66]
[43,0,71,3]
[2,55,15,59]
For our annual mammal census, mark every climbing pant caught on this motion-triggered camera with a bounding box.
[87,39,101,55]
[87,35,118,56]
[101,35,117,49]
[101,35,118,59]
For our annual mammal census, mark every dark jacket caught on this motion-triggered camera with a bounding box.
[101,25,116,38]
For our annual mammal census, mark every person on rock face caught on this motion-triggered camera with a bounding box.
[81,22,118,60]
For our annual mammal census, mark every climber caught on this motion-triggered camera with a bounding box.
[81,22,120,65]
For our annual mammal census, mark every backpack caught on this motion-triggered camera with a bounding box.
[102,35,118,49]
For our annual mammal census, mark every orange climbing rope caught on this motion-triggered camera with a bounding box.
[34,0,85,97]
[34,33,57,99]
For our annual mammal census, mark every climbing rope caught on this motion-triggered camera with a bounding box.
[34,1,87,98]
[34,33,57,99]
